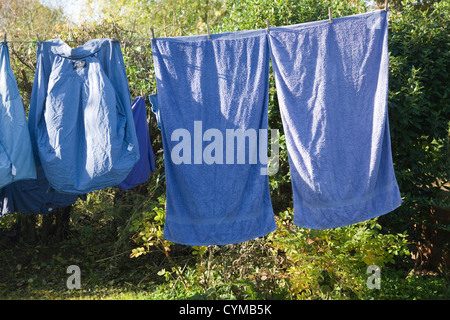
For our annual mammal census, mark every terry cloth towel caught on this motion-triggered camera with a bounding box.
[0,165,84,217]
[0,42,36,188]
[28,39,139,194]
[151,29,276,246]
[268,10,402,229]
[117,96,156,190]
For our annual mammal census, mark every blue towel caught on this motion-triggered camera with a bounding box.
[118,96,156,190]
[268,10,402,229]
[151,29,276,245]
[0,43,36,188]
[28,39,139,194]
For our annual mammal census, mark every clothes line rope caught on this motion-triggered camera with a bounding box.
[1,0,390,45]
[1,38,154,44]
[2,30,156,44]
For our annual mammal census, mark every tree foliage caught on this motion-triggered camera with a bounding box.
[381,0,449,242]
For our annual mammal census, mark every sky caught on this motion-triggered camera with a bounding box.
[40,0,103,23]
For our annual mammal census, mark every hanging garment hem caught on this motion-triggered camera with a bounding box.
[293,180,402,229]
[163,211,277,246]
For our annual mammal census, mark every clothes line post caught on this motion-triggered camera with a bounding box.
[151,28,155,42]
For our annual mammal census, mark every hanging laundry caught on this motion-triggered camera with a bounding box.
[117,96,156,190]
[151,29,276,246]
[268,10,402,229]
[0,165,84,217]
[0,42,36,189]
[27,39,140,194]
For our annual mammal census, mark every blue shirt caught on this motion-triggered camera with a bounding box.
[28,39,139,194]
[0,42,36,188]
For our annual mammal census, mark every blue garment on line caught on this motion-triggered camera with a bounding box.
[118,96,156,190]
[268,10,402,229]
[151,29,276,245]
[28,39,139,194]
[0,165,84,216]
[0,42,36,188]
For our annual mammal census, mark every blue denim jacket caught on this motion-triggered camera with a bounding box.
[28,39,139,194]
[0,43,36,188]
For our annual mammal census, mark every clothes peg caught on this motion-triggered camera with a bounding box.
[3,32,6,43]
[328,7,333,24]
[384,0,388,11]
[266,19,270,34]
[36,33,42,46]
[207,24,211,40]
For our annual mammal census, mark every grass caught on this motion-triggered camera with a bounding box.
[0,192,449,300]
[1,220,448,300]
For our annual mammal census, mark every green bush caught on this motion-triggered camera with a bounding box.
[129,195,172,259]
[267,212,410,299]
[386,1,449,211]
[379,1,449,271]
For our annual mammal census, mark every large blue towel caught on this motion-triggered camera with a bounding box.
[268,10,402,229]
[151,29,276,245]
[0,43,36,188]
[118,96,156,190]
[28,39,139,194]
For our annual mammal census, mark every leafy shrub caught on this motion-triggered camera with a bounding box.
[268,212,410,299]
[129,195,172,259]
[154,239,288,300]
[385,0,449,224]
[379,1,449,271]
